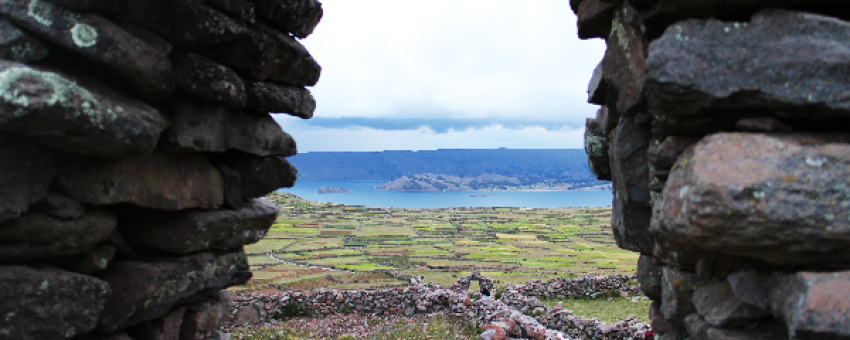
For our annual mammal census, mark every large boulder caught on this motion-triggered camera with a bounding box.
[0,209,116,262]
[768,271,850,339]
[246,81,316,118]
[0,134,57,223]
[0,266,110,340]
[692,282,769,327]
[577,0,614,40]
[0,61,168,158]
[215,23,321,85]
[609,113,652,207]
[96,250,251,332]
[661,267,711,322]
[56,152,223,211]
[180,290,231,340]
[646,9,850,122]
[601,2,648,117]
[0,0,172,99]
[121,198,278,254]
[163,97,297,156]
[584,118,611,181]
[652,133,850,267]
[225,154,298,199]
[611,187,653,254]
[173,52,247,108]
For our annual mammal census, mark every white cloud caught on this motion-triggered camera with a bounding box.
[302,0,606,123]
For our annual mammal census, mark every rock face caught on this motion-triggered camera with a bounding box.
[579,2,850,339]
[0,0,314,337]
[0,266,110,340]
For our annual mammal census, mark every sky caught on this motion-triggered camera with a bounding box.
[273,0,606,152]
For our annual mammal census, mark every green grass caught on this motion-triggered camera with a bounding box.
[540,297,651,323]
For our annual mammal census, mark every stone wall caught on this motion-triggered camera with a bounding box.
[578,0,850,339]
[0,0,321,339]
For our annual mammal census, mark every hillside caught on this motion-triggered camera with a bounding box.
[287,149,603,186]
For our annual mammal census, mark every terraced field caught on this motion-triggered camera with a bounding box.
[235,192,634,293]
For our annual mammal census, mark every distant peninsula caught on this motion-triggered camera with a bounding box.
[372,173,612,192]
[317,187,352,194]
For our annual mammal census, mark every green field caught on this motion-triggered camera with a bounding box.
[237,192,636,293]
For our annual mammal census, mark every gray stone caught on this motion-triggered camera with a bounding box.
[646,9,850,120]
[216,23,321,85]
[121,198,277,254]
[163,97,296,156]
[252,0,323,39]
[216,162,245,209]
[173,53,247,108]
[0,18,48,62]
[609,113,651,207]
[650,301,673,333]
[587,60,607,105]
[584,118,611,181]
[0,265,110,340]
[611,188,652,254]
[127,305,187,340]
[686,313,789,340]
[602,2,648,116]
[0,61,169,159]
[768,271,850,339]
[119,22,172,55]
[661,266,711,321]
[208,0,255,23]
[57,152,223,211]
[637,254,662,300]
[51,0,245,49]
[727,270,769,311]
[0,210,116,262]
[96,250,251,332]
[33,193,85,220]
[692,282,768,327]
[246,81,316,118]
[58,244,117,274]
[577,0,614,40]
[647,136,699,171]
[0,134,57,223]
[226,154,298,199]
[180,290,230,340]
[0,0,173,99]
[652,133,850,266]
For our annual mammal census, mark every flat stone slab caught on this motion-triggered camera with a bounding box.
[173,52,247,108]
[163,97,297,156]
[246,81,315,118]
[0,266,110,340]
[0,18,48,62]
[0,134,57,223]
[121,198,278,254]
[252,0,323,38]
[652,133,850,266]
[0,61,168,159]
[216,23,321,85]
[0,0,173,99]
[0,209,116,262]
[602,2,648,116]
[227,154,298,199]
[769,271,850,339]
[96,250,251,332]
[646,9,850,119]
[57,152,223,211]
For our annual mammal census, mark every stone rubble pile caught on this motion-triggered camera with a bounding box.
[227,274,651,340]
[0,0,321,339]
[577,0,850,339]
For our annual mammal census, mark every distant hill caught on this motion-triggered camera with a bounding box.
[287,149,607,187]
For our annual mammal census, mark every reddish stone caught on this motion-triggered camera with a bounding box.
[577,0,614,39]
[127,305,187,340]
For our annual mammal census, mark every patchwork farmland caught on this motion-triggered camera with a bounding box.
[237,192,633,293]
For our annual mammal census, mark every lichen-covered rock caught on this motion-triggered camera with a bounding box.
[225,154,298,199]
[692,282,768,327]
[0,0,173,99]
[646,9,850,120]
[121,198,277,254]
[584,118,611,181]
[0,61,169,158]
[768,271,850,339]
[0,134,57,223]
[0,18,48,62]
[647,136,699,171]
[173,52,247,108]
[216,23,321,85]
[661,266,711,322]
[246,81,316,118]
[0,209,116,262]
[252,0,323,39]
[163,97,297,156]
[652,133,850,266]
[96,250,251,332]
[56,152,223,211]
[602,2,648,116]
[0,265,110,340]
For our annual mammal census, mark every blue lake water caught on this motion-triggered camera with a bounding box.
[279,180,613,209]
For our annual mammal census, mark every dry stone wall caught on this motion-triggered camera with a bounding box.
[578,1,850,339]
[0,0,321,339]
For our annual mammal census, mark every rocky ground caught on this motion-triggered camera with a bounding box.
[229,313,474,339]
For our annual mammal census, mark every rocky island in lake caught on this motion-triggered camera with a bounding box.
[373,173,612,192]
[317,187,353,194]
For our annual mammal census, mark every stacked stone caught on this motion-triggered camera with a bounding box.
[510,274,639,299]
[450,271,495,292]
[538,311,650,340]
[577,0,850,339]
[0,0,321,339]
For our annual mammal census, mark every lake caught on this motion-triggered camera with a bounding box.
[279,179,613,209]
